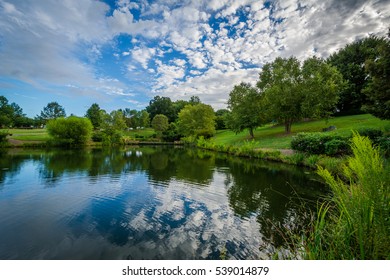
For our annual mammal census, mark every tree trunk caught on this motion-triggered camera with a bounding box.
[249,127,254,139]
[285,120,292,134]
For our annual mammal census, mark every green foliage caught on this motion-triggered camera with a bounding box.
[291,133,351,155]
[162,122,182,141]
[38,102,66,124]
[324,139,350,156]
[177,103,216,138]
[85,103,103,129]
[215,109,230,130]
[151,114,169,137]
[0,96,31,128]
[227,82,265,138]
[362,34,390,120]
[257,57,343,133]
[0,130,9,146]
[356,127,383,140]
[307,134,390,259]
[146,96,176,123]
[327,36,386,115]
[376,136,390,157]
[46,116,92,145]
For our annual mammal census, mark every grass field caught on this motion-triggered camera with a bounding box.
[122,128,156,138]
[6,128,50,142]
[213,114,390,149]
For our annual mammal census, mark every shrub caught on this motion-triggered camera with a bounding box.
[47,117,93,145]
[324,138,351,156]
[376,136,390,157]
[0,130,8,142]
[291,133,350,156]
[357,127,383,141]
[92,131,103,142]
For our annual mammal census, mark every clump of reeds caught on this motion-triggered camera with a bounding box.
[305,132,390,259]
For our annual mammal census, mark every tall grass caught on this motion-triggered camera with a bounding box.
[305,133,390,259]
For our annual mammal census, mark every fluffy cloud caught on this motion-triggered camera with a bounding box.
[0,0,388,114]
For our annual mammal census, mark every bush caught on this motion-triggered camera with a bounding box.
[92,131,103,142]
[291,133,350,156]
[376,136,390,156]
[324,138,351,156]
[47,117,93,145]
[357,127,383,141]
[0,130,9,147]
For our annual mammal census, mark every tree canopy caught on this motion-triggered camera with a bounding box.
[151,114,169,136]
[363,33,390,119]
[146,96,176,123]
[257,56,343,133]
[327,36,386,115]
[227,83,265,138]
[85,103,103,129]
[38,102,66,124]
[177,103,215,138]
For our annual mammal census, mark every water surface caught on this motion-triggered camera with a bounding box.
[0,146,325,259]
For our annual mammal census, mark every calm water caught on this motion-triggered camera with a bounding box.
[0,146,325,259]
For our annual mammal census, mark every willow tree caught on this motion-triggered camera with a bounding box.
[257,57,344,134]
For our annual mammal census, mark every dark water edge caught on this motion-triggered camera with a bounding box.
[0,146,326,260]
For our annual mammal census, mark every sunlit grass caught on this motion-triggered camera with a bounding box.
[213,114,390,149]
[8,128,50,141]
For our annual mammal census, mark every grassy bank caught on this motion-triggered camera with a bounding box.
[213,114,390,149]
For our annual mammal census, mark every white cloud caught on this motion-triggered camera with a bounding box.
[1,0,388,113]
[131,47,157,69]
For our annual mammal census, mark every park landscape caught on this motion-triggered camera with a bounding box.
[0,0,389,260]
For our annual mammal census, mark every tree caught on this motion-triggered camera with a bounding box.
[151,114,169,137]
[215,109,230,130]
[0,96,14,127]
[0,96,30,128]
[139,110,150,128]
[363,33,390,119]
[47,116,93,145]
[146,96,176,123]
[227,83,265,138]
[257,57,343,134]
[327,36,386,115]
[38,102,66,124]
[177,103,216,138]
[85,103,103,129]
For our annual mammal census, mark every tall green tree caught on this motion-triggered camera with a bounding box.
[146,96,176,123]
[0,96,30,127]
[85,103,103,129]
[151,114,169,137]
[0,96,15,127]
[363,33,390,119]
[177,103,216,138]
[215,109,230,130]
[38,102,66,124]
[257,57,343,134]
[227,83,265,139]
[139,110,150,128]
[327,36,386,115]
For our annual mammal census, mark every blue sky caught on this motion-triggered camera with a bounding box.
[0,0,389,117]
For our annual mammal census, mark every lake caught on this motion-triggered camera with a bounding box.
[0,146,326,259]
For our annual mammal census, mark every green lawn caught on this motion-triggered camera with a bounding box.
[7,128,50,142]
[122,128,156,138]
[213,114,390,149]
